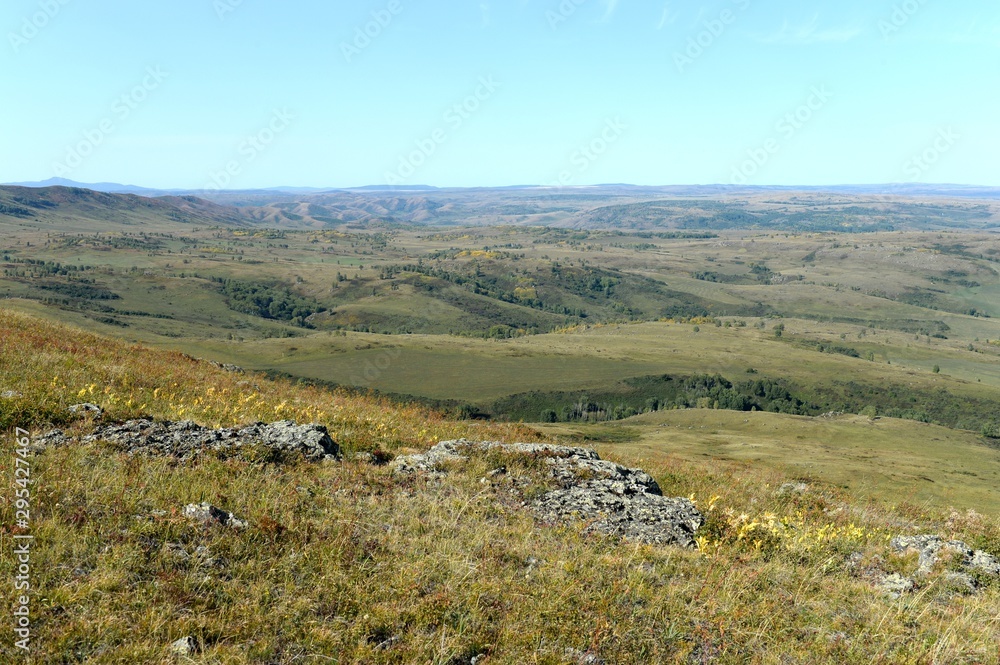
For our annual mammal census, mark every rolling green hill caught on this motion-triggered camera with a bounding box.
[3,194,1000,442]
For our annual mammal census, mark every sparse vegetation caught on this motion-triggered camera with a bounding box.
[3,310,1000,663]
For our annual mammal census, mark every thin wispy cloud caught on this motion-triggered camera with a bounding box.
[755,15,863,45]
[480,1,491,27]
[687,7,708,30]
[601,0,620,22]
[656,1,678,31]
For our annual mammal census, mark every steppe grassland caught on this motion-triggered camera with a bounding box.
[2,308,1000,663]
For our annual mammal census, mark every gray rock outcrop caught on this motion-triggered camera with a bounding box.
[32,429,70,452]
[68,403,103,417]
[80,419,339,461]
[169,636,197,656]
[879,573,916,598]
[393,439,702,548]
[183,502,248,529]
[872,534,1000,595]
[776,482,808,496]
[207,360,245,373]
[891,534,1000,579]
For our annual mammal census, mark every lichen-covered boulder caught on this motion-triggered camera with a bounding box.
[394,439,703,548]
[81,419,339,461]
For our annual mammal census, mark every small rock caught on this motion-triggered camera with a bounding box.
[206,359,245,373]
[776,482,808,496]
[891,534,948,574]
[183,502,248,529]
[68,403,103,418]
[525,556,543,578]
[32,429,69,450]
[375,635,400,650]
[166,543,225,569]
[845,552,890,583]
[353,449,394,465]
[564,647,604,665]
[845,551,865,569]
[968,549,1000,577]
[880,573,916,598]
[170,636,197,656]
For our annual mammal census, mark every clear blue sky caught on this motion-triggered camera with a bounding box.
[2,0,998,189]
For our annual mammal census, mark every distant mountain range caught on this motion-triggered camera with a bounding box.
[4,177,167,195]
[6,178,1000,199]
[3,179,999,232]
[3,178,440,196]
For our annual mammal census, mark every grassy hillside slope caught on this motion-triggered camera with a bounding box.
[168,318,1000,431]
[541,410,1000,515]
[2,309,999,663]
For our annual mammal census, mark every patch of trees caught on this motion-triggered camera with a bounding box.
[35,280,120,300]
[931,243,1000,264]
[213,277,326,327]
[101,236,164,250]
[488,373,809,423]
[799,381,1000,434]
[377,261,762,335]
[692,271,753,285]
[386,263,589,318]
[488,371,1000,436]
[691,263,775,285]
[0,203,33,217]
[89,315,128,327]
[2,258,95,277]
[678,209,896,233]
[896,289,942,310]
[749,263,775,283]
[9,195,56,209]
[928,275,981,289]
[800,341,861,358]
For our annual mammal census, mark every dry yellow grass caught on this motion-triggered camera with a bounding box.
[2,308,999,664]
